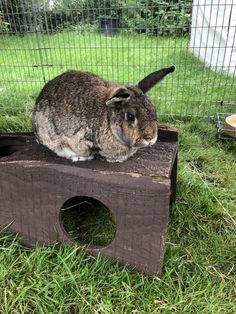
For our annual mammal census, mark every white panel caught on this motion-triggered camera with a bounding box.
[190,0,236,75]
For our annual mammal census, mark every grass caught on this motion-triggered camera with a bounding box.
[0,119,235,314]
[60,196,116,247]
[0,31,236,313]
[1,31,236,117]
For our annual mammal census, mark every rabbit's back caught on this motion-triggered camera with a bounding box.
[36,70,108,107]
[33,71,112,136]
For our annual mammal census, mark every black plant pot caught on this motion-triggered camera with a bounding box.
[99,16,118,36]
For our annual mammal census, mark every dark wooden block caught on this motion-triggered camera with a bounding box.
[0,125,178,276]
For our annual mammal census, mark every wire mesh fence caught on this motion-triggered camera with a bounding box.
[0,0,235,120]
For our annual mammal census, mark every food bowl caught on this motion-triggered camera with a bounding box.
[224,114,236,138]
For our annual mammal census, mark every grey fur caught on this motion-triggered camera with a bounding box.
[32,67,175,162]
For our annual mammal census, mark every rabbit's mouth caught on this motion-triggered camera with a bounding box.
[135,135,157,148]
[148,135,158,146]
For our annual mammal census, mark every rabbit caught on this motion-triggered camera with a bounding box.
[32,66,175,162]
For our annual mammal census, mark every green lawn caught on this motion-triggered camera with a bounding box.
[1,31,236,117]
[0,31,236,313]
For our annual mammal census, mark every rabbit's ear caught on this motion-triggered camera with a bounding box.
[138,66,175,93]
[106,87,131,107]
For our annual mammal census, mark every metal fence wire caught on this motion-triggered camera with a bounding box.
[0,0,235,119]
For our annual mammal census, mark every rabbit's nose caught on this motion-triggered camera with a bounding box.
[143,136,153,141]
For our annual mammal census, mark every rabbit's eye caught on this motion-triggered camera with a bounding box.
[125,112,135,122]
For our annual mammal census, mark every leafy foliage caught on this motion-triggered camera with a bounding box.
[0,11,9,32]
[1,0,43,33]
[2,0,192,36]
[121,0,192,36]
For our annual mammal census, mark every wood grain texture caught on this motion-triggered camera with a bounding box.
[0,126,178,276]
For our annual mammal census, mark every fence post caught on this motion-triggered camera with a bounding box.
[31,0,46,84]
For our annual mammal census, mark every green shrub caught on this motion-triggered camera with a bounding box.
[120,0,192,36]
[2,0,192,36]
[0,11,9,33]
[1,0,43,34]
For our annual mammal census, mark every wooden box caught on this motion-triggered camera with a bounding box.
[0,125,178,276]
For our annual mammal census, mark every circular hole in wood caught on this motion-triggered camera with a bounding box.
[60,196,116,247]
[0,146,16,158]
[0,137,27,159]
[0,143,20,158]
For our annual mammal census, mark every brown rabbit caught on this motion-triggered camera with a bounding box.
[32,66,175,162]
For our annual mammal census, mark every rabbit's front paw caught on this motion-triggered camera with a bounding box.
[55,147,80,162]
[71,156,79,162]
[70,155,94,162]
